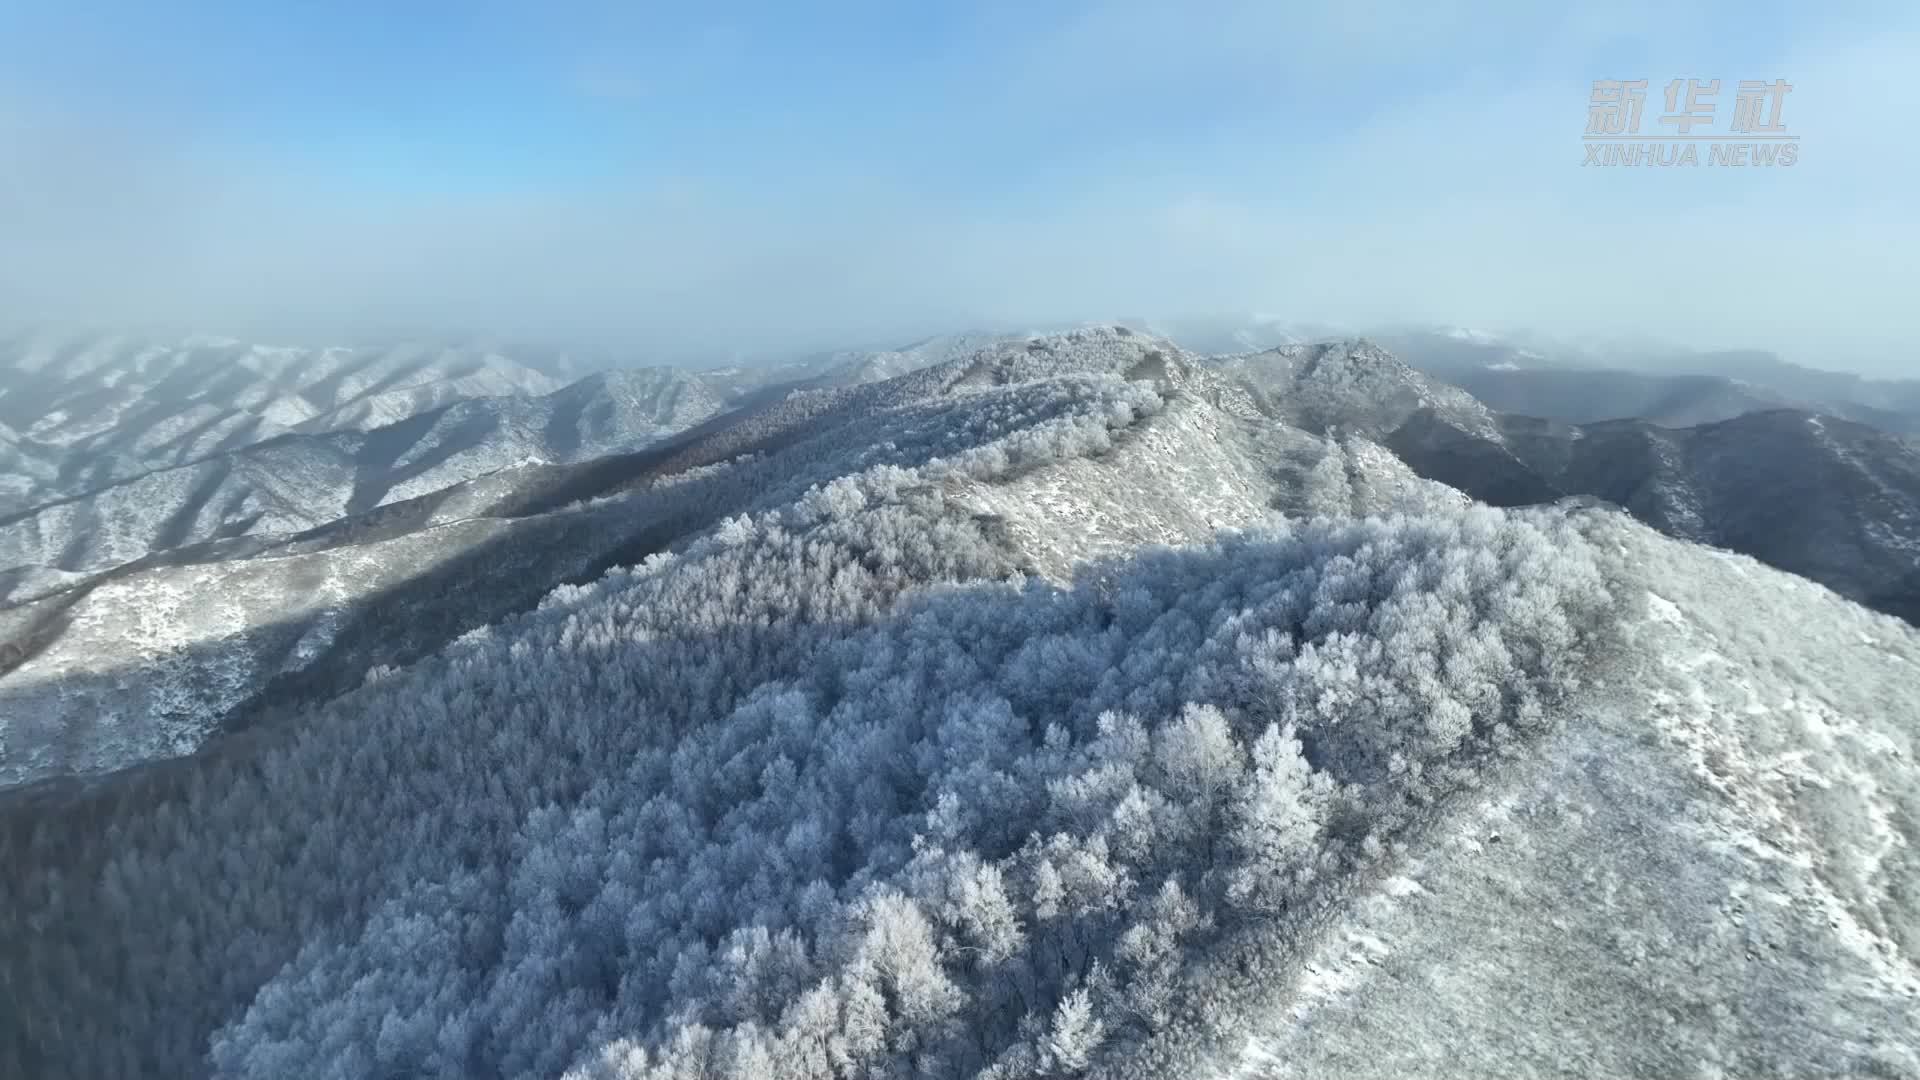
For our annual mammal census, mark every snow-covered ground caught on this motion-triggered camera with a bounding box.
[1229,525,1920,1079]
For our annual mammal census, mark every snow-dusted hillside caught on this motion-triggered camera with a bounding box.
[1448,365,1920,435]
[0,420,58,509]
[0,333,571,513]
[1233,520,1920,1079]
[1358,328,1920,436]
[1640,348,1920,422]
[797,332,1040,388]
[1360,327,1562,379]
[0,367,724,590]
[1210,339,1500,441]
[1381,407,1920,624]
[1142,313,1334,358]
[0,330,1068,586]
[1117,320,1920,439]
[687,332,1044,401]
[1134,339,1920,627]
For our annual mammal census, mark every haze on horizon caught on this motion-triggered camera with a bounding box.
[2,1,1916,375]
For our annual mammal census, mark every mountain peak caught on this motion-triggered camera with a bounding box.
[1209,338,1496,439]
[1292,337,1421,382]
[944,325,1205,392]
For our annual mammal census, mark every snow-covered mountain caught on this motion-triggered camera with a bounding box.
[0,329,1457,788]
[2,327,1916,1080]
[689,332,1055,400]
[1135,319,1920,436]
[1383,408,1920,624]
[1561,343,1920,414]
[1137,313,1332,357]
[0,419,59,509]
[1338,327,1564,379]
[1231,523,1920,1078]
[0,367,726,590]
[1363,329,1920,436]
[1180,341,1920,626]
[0,333,1070,595]
[1209,339,1500,440]
[1665,349,1920,428]
[1445,365,1920,435]
[794,332,1042,388]
[0,333,583,512]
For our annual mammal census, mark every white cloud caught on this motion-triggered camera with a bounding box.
[1,4,1916,372]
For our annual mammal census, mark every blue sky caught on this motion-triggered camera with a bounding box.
[2,1,1916,369]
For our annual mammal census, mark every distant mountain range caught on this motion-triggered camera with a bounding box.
[1208,339,1500,439]
[1613,346,1920,415]
[1392,403,1920,623]
[1274,324,1920,436]
[0,333,1035,599]
[1442,366,1920,435]
[1183,339,1920,625]
[0,367,725,590]
[0,334,586,507]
